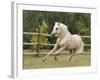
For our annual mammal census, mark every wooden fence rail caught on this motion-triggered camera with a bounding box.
[23,32,91,38]
[23,32,51,36]
[23,32,91,55]
[23,42,90,47]
[23,32,91,47]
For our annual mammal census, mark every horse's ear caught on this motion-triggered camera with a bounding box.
[55,22,57,25]
[66,25,69,29]
[58,22,60,25]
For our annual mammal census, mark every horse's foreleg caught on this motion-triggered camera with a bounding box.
[54,47,64,61]
[42,44,57,62]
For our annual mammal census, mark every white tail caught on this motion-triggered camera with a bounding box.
[75,41,84,54]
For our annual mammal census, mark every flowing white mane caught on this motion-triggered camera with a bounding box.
[56,22,71,35]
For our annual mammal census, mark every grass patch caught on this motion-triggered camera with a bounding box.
[23,54,91,69]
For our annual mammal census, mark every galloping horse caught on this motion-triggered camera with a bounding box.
[42,22,84,62]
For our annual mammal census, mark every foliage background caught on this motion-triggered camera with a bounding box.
[23,10,91,50]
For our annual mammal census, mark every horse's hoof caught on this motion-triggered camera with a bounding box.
[42,59,46,62]
[42,60,45,62]
[68,59,71,62]
[68,60,71,62]
[54,57,58,61]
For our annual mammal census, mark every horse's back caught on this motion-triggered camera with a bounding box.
[72,34,83,45]
[66,34,83,50]
[72,34,82,40]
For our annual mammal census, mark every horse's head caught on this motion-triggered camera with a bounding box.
[51,22,62,37]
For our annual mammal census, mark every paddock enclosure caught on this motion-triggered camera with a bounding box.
[23,32,91,69]
[23,11,91,69]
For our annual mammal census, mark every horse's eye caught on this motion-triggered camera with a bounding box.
[56,28,58,30]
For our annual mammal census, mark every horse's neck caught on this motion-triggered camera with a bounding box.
[60,30,71,39]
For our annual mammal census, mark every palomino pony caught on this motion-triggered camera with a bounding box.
[42,22,84,62]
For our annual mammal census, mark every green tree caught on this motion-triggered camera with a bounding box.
[23,10,91,51]
[31,20,48,50]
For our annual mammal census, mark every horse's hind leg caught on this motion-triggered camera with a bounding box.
[69,50,72,54]
[68,53,74,62]
[54,54,58,61]
[68,50,75,62]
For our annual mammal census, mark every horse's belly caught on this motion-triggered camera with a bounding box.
[58,43,65,48]
[67,44,76,49]
[57,35,82,49]
[66,41,78,50]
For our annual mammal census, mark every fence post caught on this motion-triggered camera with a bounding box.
[36,26,40,56]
